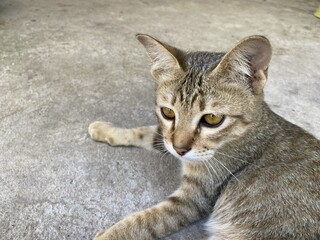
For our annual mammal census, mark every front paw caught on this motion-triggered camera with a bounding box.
[88,121,118,145]
[93,229,108,240]
[93,229,120,240]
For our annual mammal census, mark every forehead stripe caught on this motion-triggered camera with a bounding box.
[199,98,206,111]
[171,94,177,105]
[190,93,198,107]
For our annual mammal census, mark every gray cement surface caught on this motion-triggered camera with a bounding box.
[0,0,319,239]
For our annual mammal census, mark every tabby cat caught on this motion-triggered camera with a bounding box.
[88,34,320,240]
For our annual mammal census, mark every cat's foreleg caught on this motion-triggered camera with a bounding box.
[93,176,212,240]
[88,121,160,151]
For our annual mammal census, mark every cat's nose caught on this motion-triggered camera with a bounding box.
[173,145,191,156]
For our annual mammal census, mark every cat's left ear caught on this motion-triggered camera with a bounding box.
[213,35,272,95]
[136,34,184,82]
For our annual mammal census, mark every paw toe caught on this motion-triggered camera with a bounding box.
[88,121,120,145]
[93,230,105,239]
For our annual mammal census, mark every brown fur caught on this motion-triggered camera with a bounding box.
[89,34,320,240]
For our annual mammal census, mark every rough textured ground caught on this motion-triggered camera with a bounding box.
[0,0,319,239]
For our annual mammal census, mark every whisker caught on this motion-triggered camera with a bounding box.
[153,144,166,150]
[215,151,256,166]
[202,161,211,175]
[202,160,214,180]
[160,150,170,162]
[152,141,165,146]
[213,156,240,182]
[155,149,165,158]
[158,151,166,160]
[152,131,164,138]
[153,143,165,147]
[205,159,219,177]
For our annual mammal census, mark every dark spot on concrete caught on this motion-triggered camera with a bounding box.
[95,22,105,27]
[275,47,289,55]
[289,88,299,95]
[57,3,73,8]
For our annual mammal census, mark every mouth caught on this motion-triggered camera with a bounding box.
[163,141,183,159]
[163,141,213,163]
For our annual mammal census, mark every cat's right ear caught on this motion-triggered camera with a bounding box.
[212,35,272,95]
[136,34,184,82]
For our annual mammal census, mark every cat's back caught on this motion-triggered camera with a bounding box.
[265,108,320,164]
[250,107,320,211]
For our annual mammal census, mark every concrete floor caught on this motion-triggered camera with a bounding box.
[0,0,319,239]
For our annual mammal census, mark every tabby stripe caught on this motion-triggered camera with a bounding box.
[163,205,189,229]
[167,194,204,218]
[170,120,175,132]
[197,74,203,89]
[164,197,193,226]
[190,93,199,107]
[152,126,165,152]
[199,97,206,111]
[208,122,237,142]
[144,209,158,238]
[183,174,210,201]
[179,90,184,103]
[171,94,177,106]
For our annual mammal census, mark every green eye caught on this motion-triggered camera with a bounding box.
[161,107,175,120]
[201,114,225,127]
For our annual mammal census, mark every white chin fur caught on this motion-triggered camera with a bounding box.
[164,142,214,163]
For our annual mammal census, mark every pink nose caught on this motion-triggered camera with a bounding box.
[173,146,191,156]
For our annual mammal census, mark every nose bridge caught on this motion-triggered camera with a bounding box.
[172,120,194,148]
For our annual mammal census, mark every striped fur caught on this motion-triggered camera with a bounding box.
[89,35,320,240]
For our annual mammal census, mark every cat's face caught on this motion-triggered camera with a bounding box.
[136,34,271,163]
[155,75,255,163]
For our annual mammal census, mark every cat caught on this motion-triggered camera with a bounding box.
[88,34,320,240]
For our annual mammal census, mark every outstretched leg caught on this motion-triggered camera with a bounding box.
[92,163,214,240]
[88,121,162,151]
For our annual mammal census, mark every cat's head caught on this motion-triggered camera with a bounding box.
[137,34,272,163]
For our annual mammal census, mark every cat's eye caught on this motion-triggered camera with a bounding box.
[161,107,175,120]
[201,114,225,128]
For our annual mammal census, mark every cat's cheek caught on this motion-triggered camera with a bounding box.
[201,117,249,145]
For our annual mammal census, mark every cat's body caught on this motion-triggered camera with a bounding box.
[89,35,320,240]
